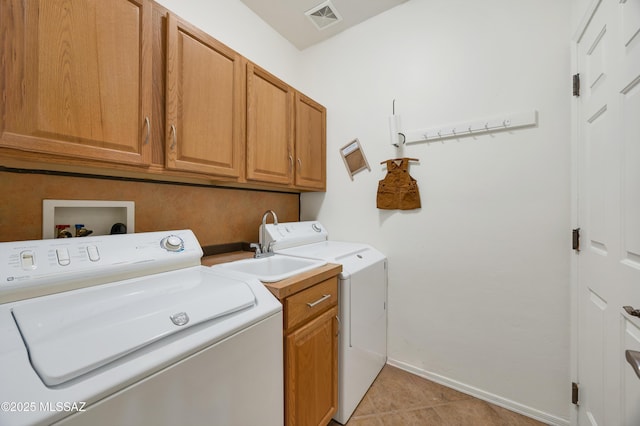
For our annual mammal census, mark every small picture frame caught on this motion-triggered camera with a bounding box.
[340,139,371,180]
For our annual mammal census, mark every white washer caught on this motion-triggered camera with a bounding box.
[262,221,387,424]
[0,230,283,426]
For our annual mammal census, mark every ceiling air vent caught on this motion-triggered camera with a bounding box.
[305,0,342,31]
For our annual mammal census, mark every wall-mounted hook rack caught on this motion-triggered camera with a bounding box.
[388,109,538,146]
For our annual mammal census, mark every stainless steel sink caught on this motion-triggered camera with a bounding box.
[215,255,327,282]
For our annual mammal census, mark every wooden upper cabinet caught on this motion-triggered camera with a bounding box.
[294,93,326,190]
[1,0,327,191]
[0,0,152,165]
[165,14,244,178]
[246,63,294,185]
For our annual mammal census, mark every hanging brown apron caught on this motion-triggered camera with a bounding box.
[376,158,421,210]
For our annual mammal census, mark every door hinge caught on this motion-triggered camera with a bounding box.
[573,73,580,97]
[572,382,580,405]
[572,228,581,252]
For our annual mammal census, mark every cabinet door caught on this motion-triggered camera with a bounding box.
[285,306,338,426]
[246,64,294,185]
[0,0,152,165]
[294,92,326,190]
[165,14,244,178]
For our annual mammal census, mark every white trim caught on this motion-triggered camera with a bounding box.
[387,358,570,426]
[570,0,597,421]
[569,38,581,426]
[572,0,603,42]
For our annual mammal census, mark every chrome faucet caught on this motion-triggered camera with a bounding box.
[253,210,278,258]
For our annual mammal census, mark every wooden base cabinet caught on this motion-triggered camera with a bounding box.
[267,271,339,426]
[286,306,338,426]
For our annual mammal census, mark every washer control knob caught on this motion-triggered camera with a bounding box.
[86,245,100,262]
[56,248,71,266]
[20,250,36,270]
[312,223,322,232]
[161,235,184,252]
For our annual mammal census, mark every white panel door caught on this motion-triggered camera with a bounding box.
[575,0,640,425]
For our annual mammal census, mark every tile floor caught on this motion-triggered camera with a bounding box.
[328,365,547,426]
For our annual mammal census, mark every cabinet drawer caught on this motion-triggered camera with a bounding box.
[285,277,337,330]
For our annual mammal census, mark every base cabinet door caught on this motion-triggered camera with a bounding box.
[0,0,152,166]
[285,306,338,426]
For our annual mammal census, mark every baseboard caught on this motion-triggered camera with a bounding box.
[386,358,570,426]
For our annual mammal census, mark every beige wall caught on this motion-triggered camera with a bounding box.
[0,171,299,245]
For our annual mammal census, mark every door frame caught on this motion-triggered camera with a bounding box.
[569,1,604,425]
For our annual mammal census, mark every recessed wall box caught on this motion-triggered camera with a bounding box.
[42,200,134,239]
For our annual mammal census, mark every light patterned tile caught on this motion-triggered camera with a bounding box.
[344,415,384,426]
[432,398,508,425]
[490,405,548,425]
[378,407,444,426]
[336,365,545,426]
[350,389,378,417]
[359,365,471,415]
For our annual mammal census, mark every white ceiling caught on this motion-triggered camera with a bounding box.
[239,0,408,50]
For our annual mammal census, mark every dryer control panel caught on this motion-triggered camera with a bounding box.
[261,221,328,250]
[0,230,203,303]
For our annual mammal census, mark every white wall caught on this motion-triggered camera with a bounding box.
[299,0,572,423]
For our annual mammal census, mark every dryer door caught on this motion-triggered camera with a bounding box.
[336,250,387,423]
[344,254,387,356]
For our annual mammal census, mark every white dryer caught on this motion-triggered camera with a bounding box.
[262,221,387,424]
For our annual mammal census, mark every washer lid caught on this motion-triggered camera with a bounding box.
[12,267,256,387]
